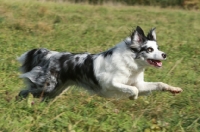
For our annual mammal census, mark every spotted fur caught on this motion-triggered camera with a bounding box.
[18,26,182,100]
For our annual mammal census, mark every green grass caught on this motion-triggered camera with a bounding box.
[0,0,200,131]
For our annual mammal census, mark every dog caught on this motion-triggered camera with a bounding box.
[18,26,182,100]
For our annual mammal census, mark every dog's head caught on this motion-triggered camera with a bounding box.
[127,26,166,67]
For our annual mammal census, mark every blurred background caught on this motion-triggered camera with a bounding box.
[41,0,200,9]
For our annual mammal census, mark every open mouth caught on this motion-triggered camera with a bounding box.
[147,59,162,67]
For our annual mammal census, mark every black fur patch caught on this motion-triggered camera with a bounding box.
[58,53,100,91]
[75,57,79,62]
[147,28,156,41]
[102,48,115,57]
[139,46,147,53]
[21,49,50,73]
[136,26,146,38]
[21,49,38,73]
[130,48,139,53]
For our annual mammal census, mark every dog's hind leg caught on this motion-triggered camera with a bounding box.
[18,72,57,100]
[18,82,46,98]
[112,82,139,99]
[18,89,43,98]
[18,89,30,98]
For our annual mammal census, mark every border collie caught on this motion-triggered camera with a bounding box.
[18,26,182,100]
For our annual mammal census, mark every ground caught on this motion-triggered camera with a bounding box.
[0,0,200,131]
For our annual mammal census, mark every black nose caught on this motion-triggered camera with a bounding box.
[162,53,167,59]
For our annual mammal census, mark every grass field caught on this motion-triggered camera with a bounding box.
[0,0,200,131]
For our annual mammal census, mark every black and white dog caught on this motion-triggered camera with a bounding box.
[18,26,182,100]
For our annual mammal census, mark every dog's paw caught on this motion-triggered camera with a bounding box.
[168,87,183,94]
[129,96,134,100]
[129,95,138,100]
[129,96,138,100]
[129,92,139,100]
[128,87,139,100]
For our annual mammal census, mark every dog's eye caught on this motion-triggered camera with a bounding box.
[147,47,154,52]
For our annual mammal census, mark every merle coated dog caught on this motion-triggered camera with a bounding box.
[18,26,182,100]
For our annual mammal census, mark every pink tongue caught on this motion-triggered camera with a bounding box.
[154,60,162,67]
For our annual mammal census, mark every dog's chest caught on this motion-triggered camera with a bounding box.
[126,70,144,86]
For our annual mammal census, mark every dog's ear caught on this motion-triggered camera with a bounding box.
[147,27,156,41]
[131,26,146,44]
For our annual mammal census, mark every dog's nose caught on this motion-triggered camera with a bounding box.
[162,53,167,59]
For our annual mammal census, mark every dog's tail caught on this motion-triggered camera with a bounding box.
[17,48,57,73]
[17,48,59,98]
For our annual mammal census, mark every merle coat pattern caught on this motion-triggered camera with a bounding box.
[18,26,182,100]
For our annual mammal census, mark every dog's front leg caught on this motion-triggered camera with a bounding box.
[139,82,183,94]
[112,82,139,99]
